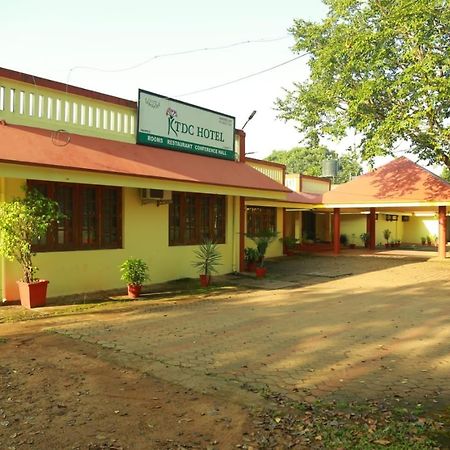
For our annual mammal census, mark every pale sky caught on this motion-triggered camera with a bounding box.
[1,0,328,159]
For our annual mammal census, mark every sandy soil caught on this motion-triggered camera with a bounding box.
[1,254,450,449]
[0,326,254,450]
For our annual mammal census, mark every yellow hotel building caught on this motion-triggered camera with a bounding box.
[1,67,449,302]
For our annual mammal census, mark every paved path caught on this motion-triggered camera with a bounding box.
[36,255,450,409]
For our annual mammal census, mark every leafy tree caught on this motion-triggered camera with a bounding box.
[265,146,362,183]
[266,145,330,176]
[441,167,450,183]
[335,148,363,183]
[277,0,450,168]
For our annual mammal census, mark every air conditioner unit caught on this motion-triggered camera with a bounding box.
[140,189,172,204]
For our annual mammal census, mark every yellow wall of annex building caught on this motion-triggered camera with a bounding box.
[340,214,406,245]
[1,178,238,300]
[402,216,438,244]
[376,214,404,244]
[340,215,367,245]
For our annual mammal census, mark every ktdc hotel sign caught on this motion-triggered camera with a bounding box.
[137,90,236,160]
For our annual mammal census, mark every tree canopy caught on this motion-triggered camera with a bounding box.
[441,166,450,182]
[277,0,450,167]
[265,146,362,183]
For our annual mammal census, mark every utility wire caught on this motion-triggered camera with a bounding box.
[176,53,309,98]
[66,35,290,85]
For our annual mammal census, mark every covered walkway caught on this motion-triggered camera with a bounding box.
[320,158,450,258]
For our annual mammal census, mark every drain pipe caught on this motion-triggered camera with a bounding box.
[1,177,5,302]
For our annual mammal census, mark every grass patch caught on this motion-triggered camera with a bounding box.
[241,385,446,449]
[253,400,444,449]
[0,282,241,324]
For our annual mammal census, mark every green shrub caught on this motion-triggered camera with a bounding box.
[120,258,150,286]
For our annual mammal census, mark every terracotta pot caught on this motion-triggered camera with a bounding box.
[255,267,267,278]
[245,262,257,272]
[199,274,210,287]
[127,284,142,298]
[385,243,389,248]
[286,250,295,256]
[349,244,356,249]
[17,280,49,309]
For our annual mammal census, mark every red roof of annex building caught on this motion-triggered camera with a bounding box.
[323,157,450,205]
[286,190,322,204]
[0,123,290,194]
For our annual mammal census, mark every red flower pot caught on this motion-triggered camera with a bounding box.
[199,274,211,287]
[255,267,267,278]
[127,284,142,298]
[17,280,49,309]
[246,262,257,272]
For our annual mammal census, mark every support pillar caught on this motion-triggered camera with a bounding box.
[367,208,376,250]
[438,205,447,259]
[239,197,246,271]
[333,208,341,255]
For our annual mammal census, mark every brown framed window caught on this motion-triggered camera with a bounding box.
[246,206,276,235]
[169,192,226,245]
[28,180,122,252]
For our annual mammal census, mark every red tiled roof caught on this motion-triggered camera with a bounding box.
[323,157,450,204]
[286,190,322,204]
[0,124,290,194]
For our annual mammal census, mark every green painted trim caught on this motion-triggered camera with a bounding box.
[137,131,235,161]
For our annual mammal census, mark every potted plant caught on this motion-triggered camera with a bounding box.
[0,188,62,308]
[383,229,391,248]
[120,258,150,298]
[246,230,279,278]
[349,233,356,249]
[360,232,370,248]
[282,236,297,256]
[426,235,432,246]
[244,247,259,272]
[421,236,426,245]
[339,234,349,246]
[192,240,222,287]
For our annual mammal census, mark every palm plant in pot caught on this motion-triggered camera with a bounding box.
[120,258,150,298]
[192,240,222,287]
[0,188,62,308]
[360,232,370,248]
[383,229,391,248]
[246,230,279,278]
[244,247,259,272]
[282,235,297,256]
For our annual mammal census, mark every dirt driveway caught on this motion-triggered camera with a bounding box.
[1,254,450,448]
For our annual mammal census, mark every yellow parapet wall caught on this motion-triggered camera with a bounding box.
[0,75,136,143]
